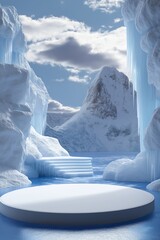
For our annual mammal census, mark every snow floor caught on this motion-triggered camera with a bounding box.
[0,152,159,240]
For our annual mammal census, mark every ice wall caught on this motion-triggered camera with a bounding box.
[0,63,32,187]
[0,6,49,134]
[0,6,68,187]
[0,64,31,170]
[122,0,160,149]
[104,0,160,185]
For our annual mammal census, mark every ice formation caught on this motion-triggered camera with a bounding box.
[104,0,160,188]
[0,6,68,187]
[0,6,49,134]
[46,67,139,152]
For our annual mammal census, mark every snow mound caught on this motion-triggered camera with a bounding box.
[147,179,160,192]
[26,127,68,161]
[103,152,151,182]
[24,127,69,178]
[46,67,139,152]
[0,168,31,188]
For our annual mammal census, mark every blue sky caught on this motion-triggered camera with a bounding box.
[0,0,126,107]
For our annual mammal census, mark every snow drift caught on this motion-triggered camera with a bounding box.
[46,67,139,152]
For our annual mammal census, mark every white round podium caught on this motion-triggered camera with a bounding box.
[0,184,154,227]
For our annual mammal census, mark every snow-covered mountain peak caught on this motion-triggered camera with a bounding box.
[46,67,139,152]
[95,66,128,87]
[83,67,134,120]
[98,66,119,78]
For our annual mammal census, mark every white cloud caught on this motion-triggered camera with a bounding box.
[20,15,90,42]
[55,78,64,82]
[20,15,127,74]
[48,99,80,113]
[114,17,123,23]
[68,74,91,84]
[84,0,124,13]
[66,68,80,74]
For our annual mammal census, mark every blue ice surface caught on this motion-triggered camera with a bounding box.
[126,20,157,151]
[0,152,159,240]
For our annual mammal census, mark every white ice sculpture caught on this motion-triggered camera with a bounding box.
[104,0,160,189]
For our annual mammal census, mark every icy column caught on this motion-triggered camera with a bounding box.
[122,0,159,150]
[0,8,13,63]
[0,6,28,82]
[125,20,156,150]
[12,29,27,66]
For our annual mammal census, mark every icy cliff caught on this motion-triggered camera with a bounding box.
[0,64,32,187]
[46,67,139,152]
[104,0,160,188]
[0,6,68,187]
[0,5,48,134]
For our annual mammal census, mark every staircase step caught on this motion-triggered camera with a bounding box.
[62,172,93,177]
[39,160,92,164]
[37,156,93,178]
[41,156,92,161]
[42,163,92,167]
[53,165,93,169]
[57,168,92,173]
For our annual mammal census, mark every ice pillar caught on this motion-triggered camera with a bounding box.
[125,20,157,150]
[122,0,160,150]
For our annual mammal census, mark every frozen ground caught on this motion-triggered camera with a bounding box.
[0,152,159,240]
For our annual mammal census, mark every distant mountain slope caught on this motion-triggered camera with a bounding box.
[45,67,139,152]
[46,100,79,128]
